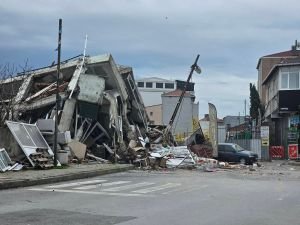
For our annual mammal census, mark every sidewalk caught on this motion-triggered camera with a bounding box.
[0,163,134,190]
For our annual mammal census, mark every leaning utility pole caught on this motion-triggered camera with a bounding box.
[54,19,62,166]
[162,54,201,145]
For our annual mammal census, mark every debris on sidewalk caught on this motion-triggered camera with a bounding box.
[68,141,87,161]
[0,148,12,172]
[10,163,24,171]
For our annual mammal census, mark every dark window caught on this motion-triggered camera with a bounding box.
[156,82,163,88]
[137,82,144,87]
[146,82,153,88]
[218,145,225,151]
[165,83,174,89]
[224,145,235,152]
[150,112,153,116]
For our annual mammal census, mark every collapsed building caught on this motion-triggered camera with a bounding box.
[0,53,221,172]
[0,54,151,167]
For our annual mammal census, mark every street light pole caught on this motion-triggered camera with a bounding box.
[54,19,62,166]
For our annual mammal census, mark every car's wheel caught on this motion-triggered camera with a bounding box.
[239,158,246,165]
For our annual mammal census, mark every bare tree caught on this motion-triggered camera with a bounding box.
[0,61,32,126]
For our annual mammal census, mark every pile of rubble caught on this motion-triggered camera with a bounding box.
[127,141,219,171]
[0,53,231,173]
[0,54,180,170]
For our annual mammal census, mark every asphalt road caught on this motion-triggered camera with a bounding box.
[0,169,299,225]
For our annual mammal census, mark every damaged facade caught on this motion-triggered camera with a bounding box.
[0,54,150,166]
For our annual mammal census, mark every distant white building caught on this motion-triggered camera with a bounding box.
[135,77,176,106]
[162,89,199,137]
[136,77,198,136]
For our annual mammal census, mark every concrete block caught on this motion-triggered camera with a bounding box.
[68,140,87,160]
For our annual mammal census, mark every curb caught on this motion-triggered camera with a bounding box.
[0,165,134,190]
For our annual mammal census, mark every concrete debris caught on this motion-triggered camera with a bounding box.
[150,152,163,158]
[68,140,87,161]
[86,153,109,163]
[219,162,226,167]
[10,162,24,171]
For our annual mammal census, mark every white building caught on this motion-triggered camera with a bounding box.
[162,89,199,137]
[136,77,198,135]
[135,77,176,106]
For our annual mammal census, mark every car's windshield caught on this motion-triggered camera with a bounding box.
[234,144,244,151]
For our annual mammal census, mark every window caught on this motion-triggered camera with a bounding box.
[289,72,299,89]
[165,83,174,89]
[150,112,153,116]
[281,73,288,89]
[280,69,300,90]
[146,82,153,88]
[218,145,225,151]
[156,82,163,88]
[137,82,144,88]
[224,145,235,153]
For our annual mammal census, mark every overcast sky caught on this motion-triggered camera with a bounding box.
[1,0,300,118]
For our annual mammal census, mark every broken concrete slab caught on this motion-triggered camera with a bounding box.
[58,98,76,132]
[68,140,87,160]
[78,74,105,104]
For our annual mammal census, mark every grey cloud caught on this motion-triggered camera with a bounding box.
[1,0,299,116]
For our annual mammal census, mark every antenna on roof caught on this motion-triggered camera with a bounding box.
[83,34,88,57]
[292,40,300,50]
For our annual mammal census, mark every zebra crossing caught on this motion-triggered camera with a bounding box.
[28,179,183,197]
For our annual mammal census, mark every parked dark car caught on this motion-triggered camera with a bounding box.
[217,143,258,164]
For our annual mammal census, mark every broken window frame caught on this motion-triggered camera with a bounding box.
[0,148,12,172]
[6,121,55,167]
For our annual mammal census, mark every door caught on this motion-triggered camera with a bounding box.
[218,145,226,161]
[223,145,237,162]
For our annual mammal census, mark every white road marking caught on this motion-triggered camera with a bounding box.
[162,184,208,194]
[29,179,185,196]
[28,188,147,197]
[180,184,209,193]
[73,181,131,190]
[101,182,154,192]
[46,180,107,189]
[133,183,181,194]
